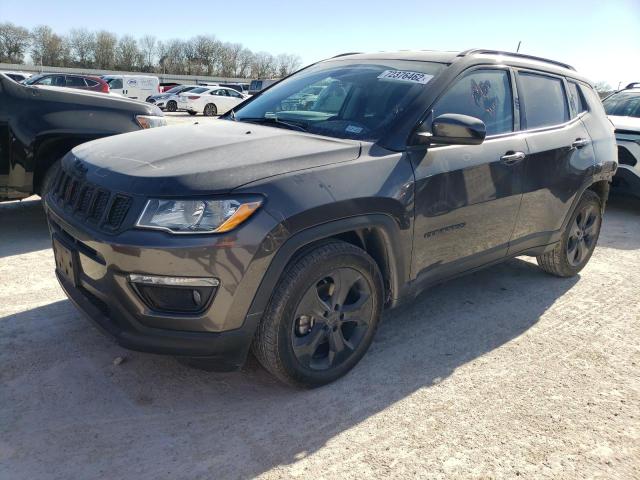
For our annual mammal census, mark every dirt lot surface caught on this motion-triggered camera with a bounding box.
[1,188,639,479]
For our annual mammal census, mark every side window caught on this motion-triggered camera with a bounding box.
[36,76,53,86]
[66,76,87,87]
[53,75,66,87]
[227,89,242,98]
[212,89,226,96]
[567,81,587,117]
[518,72,568,129]
[85,79,99,87]
[433,69,514,136]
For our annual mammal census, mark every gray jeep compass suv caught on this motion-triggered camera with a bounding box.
[44,49,617,387]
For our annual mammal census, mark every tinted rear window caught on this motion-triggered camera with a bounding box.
[518,72,568,129]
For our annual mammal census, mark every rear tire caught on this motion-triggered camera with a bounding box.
[166,100,177,112]
[203,103,217,116]
[252,241,383,388]
[536,190,602,277]
[38,159,61,199]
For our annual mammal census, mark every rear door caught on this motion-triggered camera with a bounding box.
[411,67,527,282]
[509,71,596,253]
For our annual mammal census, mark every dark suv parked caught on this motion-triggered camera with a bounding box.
[0,73,165,201]
[43,49,617,387]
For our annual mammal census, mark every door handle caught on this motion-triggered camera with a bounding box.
[572,138,590,149]
[500,151,526,165]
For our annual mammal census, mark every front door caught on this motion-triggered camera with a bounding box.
[411,67,526,283]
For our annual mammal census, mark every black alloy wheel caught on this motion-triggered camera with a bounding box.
[291,267,373,371]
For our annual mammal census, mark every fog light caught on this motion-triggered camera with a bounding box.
[128,274,219,314]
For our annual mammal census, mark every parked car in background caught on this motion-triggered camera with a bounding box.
[102,75,159,100]
[0,72,165,201]
[146,85,199,111]
[177,86,247,116]
[159,82,180,93]
[43,49,616,387]
[248,78,277,95]
[0,70,32,82]
[220,83,250,94]
[24,73,109,93]
[603,83,640,196]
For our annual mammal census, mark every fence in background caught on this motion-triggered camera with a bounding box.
[0,63,250,84]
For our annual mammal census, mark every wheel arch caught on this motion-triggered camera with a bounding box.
[246,214,408,321]
[33,135,93,194]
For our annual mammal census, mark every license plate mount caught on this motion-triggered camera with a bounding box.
[53,237,78,287]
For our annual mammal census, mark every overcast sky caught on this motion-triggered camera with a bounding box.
[1,0,638,87]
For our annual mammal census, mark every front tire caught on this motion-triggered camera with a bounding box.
[253,241,383,388]
[536,190,602,277]
[166,100,177,112]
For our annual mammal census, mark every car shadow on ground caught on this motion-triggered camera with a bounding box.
[0,198,50,258]
[2,252,579,478]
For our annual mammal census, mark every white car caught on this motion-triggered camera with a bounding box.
[146,85,199,111]
[603,83,640,196]
[177,86,247,116]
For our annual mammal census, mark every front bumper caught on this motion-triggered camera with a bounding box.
[44,195,279,369]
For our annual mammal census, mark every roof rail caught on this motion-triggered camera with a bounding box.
[625,82,640,89]
[331,52,362,58]
[457,49,576,71]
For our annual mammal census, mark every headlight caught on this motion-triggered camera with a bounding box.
[136,115,167,129]
[136,198,262,234]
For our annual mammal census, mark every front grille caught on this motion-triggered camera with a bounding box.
[106,195,132,229]
[53,169,133,233]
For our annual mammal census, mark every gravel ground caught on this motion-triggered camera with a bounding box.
[1,190,638,480]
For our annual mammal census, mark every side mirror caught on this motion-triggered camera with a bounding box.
[414,113,486,146]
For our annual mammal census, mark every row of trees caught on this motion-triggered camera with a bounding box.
[0,22,302,78]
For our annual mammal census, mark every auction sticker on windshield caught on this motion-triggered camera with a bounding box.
[377,70,434,84]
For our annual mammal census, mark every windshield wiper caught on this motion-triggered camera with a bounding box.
[238,115,308,132]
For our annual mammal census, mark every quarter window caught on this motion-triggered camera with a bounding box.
[567,82,587,117]
[433,69,514,136]
[518,72,568,129]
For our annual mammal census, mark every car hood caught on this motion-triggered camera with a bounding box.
[68,120,361,195]
[608,115,640,132]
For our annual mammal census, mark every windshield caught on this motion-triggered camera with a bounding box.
[603,91,640,118]
[165,85,184,94]
[234,59,446,141]
[105,77,123,89]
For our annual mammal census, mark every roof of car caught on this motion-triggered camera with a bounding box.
[328,49,591,84]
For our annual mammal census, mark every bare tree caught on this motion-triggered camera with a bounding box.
[31,25,67,67]
[236,48,254,78]
[276,53,302,77]
[138,35,157,71]
[69,28,95,67]
[251,51,276,78]
[115,35,142,71]
[594,81,614,99]
[0,22,31,64]
[2,21,302,78]
[93,30,117,69]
